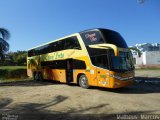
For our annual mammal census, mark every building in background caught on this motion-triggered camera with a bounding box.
[131,43,160,65]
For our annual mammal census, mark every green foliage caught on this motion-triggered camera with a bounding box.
[129,47,142,57]
[0,66,27,80]
[11,51,27,65]
[0,66,26,70]
[0,51,27,66]
[0,28,10,60]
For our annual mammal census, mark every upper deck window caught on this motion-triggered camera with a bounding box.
[100,29,128,48]
[80,30,104,46]
[80,29,128,48]
[28,36,81,57]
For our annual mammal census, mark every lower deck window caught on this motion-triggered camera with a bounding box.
[91,54,109,69]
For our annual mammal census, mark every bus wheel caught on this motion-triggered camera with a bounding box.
[34,72,39,81]
[79,75,89,89]
[38,73,44,81]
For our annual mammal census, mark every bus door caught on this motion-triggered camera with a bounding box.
[94,55,110,87]
[66,59,73,83]
[96,68,109,87]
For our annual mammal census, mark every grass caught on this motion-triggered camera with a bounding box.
[0,78,32,83]
[0,66,28,81]
[0,66,26,70]
[135,68,160,70]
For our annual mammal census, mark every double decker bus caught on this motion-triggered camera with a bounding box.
[27,28,135,88]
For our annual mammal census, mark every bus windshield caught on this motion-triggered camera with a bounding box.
[110,52,134,72]
[88,48,134,72]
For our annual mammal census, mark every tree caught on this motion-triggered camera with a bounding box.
[0,28,10,61]
[0,51,27,66]
[10,51,27,65]
[129,47,142,57]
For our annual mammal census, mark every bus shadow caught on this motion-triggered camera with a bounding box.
[135,76,160,83]
[0,79,79,87]
[1,77,160,94]
[1,96,159,120]
[0,79,61,87]
[91,77,160,94]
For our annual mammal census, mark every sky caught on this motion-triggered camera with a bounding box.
[0,0,160,52]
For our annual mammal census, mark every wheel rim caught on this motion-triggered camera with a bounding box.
[81,76,88,87]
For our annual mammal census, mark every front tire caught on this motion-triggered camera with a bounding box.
[79,75,89,89]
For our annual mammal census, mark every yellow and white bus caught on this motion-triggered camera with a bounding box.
[27,28,135,88]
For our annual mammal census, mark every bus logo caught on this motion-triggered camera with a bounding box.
[85,33,97,42]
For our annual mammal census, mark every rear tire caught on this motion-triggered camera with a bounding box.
[34,72,39,81]
[38,72,44,81]
[79,75,89,89]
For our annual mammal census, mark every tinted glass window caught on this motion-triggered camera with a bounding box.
[28,50,33,57]
[28,49,37,57]
[41,60,66,69]
[72,59,86,69]
[41,59,86,69]
[101,29,128,48]
[91,55,109,69]
[80,30,104,46]
[87,47,111,57]
[53,42,58,52]
[28,36,81,57]
[49,42,56,52]
[65,36,81,49]
[39,44,50,54]
[53,41,65,52]
[88,48,113,69]
[49,36,81,52]
[80,29,128,48]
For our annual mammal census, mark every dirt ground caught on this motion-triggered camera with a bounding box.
[0,69,160,120]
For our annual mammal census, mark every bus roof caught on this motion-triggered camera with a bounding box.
[28,28,118,51]
[79,28,118,34]
[28,33,79,51]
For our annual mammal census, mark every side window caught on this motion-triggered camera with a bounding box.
[39,44,50,54]
[50,42,56,52]
[36,48,40,55]
[28,50,33,57]
[91,55,109,69]
[41,60,66,69]
[45,45,50,54]
[65,38,71,49]
[50,40,66,52]
[57,40,65,51]
[72,59,86,69]
[39,46,45,54]
[54,41,63,51]
[65,36,81,50]
[31,49,36,56]
[28,36,81,57]
[54,41,59,52]
[35,46,43,55]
